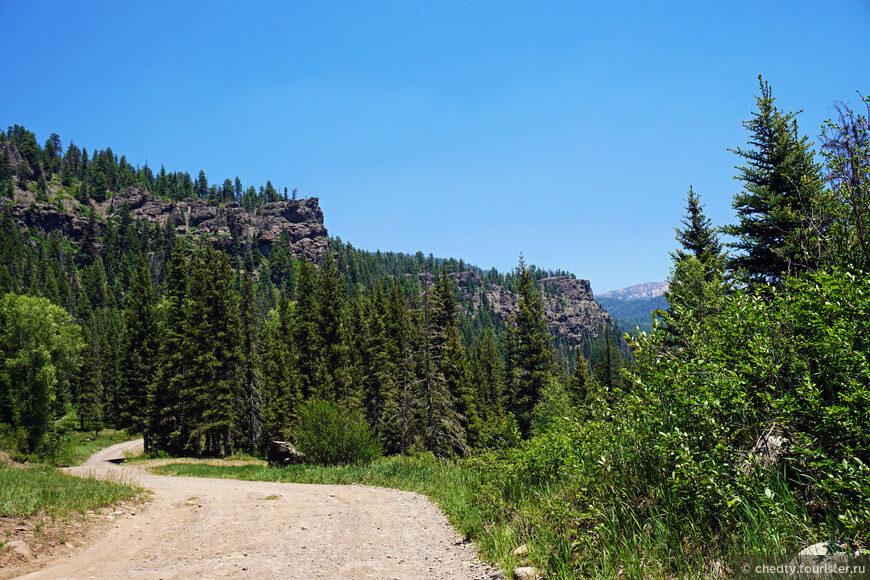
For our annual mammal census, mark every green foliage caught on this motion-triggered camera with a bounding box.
[0,293,83,458]
[293,398,382,466]
[723,76,825,284]
[507,256,553,436]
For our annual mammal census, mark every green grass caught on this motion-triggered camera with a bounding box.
[0,465,141,517]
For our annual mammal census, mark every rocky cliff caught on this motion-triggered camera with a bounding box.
[2,184,329,263]
[416,272,613,344]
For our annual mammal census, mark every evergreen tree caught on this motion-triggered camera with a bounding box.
[260,292,301,441]
[722,76,825,284]
[294,255,322,399]
[671,186,723,273]
[509,256,553,436]
[317,252,344,399]
[239,272,262,454]
[361,281,399,442]
[118,254,160,449]
[184,248,241,456]
[154,240,188,453]
[569,347,593,413]
[76,312,105,435]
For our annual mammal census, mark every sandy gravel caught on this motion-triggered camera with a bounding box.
[19,440,498,579]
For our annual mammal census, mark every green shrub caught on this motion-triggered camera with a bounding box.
[294,398,381,466]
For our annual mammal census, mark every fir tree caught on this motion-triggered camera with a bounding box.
[118,254,160,450]
[509,256,553,436]
[184,248,242,456]
[671,186,723,273]
[722,76,825,284]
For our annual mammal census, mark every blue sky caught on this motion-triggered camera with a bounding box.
[2,1,868,292]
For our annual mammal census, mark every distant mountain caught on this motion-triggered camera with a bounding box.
[598,281,668,301]
[596,282,669,334]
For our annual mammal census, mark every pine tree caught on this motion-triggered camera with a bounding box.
[154,240,188,453]
[118,254,160,450]
[184,248,242,456]
[361,281,399,442]
[722,76,825,284]
[671,186,723,273]
[294,255,322,399]
[509,257,553,436]
[260,292,301,441]
[569,347,593,413]
[317,252,344,400]
[239,272,262,454]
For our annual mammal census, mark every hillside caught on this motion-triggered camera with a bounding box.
[0,131,615,356]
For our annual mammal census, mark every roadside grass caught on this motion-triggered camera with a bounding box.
[0,430,142,522]
[0,465,141,518]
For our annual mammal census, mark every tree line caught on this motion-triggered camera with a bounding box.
[0,125,299,211]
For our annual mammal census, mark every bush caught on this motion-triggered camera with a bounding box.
[293,399,382,466]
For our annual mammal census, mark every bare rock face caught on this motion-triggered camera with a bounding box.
[413,272,612,346]
[8,202,96,242]
[104,189,329,263]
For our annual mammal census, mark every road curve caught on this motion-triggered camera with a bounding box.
[21,439,493,579]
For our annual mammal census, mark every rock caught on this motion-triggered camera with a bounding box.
[513,566,539,580]
[789,540,858,576]
[6,540,32,560]
[797,541,852,557]
[268,440,305,467]
[740,424,789,474]
[513,544,528,557]
[3,185,331,266]
[412,271,613,347]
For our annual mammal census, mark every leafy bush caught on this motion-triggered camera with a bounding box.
[293,399,382,466]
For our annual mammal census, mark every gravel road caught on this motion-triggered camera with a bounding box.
[20,440,497,579]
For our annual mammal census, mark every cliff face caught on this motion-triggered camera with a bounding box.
[3,185,330,263]
[105,188,329,261]
[416,272,612,345]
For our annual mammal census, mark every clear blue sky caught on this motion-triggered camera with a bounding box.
[2,1,868,292]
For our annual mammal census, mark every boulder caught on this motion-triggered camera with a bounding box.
[513,566,539,580]
[268,441,305,467]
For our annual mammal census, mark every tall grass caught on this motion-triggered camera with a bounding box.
[0,465,141,517]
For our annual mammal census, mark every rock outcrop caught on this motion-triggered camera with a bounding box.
[3,186,329,263]
[413,272,612,345]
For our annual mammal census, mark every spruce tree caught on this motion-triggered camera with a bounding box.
[671,186,723,273]
[184,248,242,456]
[155,239,188,453]
[118,254,160,450]
[723,76,825,284]
[569,347,593,413]
[317,252,344,400]
[239,272,262,454]
[509,257,553,436]
[294,255,322,399]
[260,292,301,442]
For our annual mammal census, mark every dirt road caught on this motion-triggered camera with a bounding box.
[20,440,496,579]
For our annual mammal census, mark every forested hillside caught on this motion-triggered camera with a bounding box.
[0,124,627,462]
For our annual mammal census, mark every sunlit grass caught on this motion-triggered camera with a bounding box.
[0,465,142,517]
